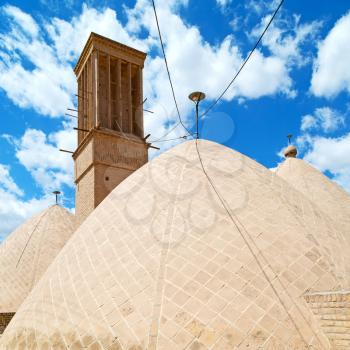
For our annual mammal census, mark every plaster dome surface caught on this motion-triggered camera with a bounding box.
[0,205,75,313]
[276,157,350,239]
[1,140,349,349]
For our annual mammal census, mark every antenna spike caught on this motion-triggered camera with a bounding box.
[52,191,61,205]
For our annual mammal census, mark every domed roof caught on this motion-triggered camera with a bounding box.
[0,205,75,313]
[276,156,350,236]
[1,140,349,349]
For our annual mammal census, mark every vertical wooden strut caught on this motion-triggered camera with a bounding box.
[139,67,144,137]
[127,62,132,133]
[116,58,121,131]
[135,66,143,137]
[94,50,99,127]
[77,75,82,144]
[107,54,111,128]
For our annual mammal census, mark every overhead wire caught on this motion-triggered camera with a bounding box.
[189,0,325,344]
[150,0,323,345]
[149,121,181,143]
[151,0,194,138]
[16,210,50,268]
[194,139,311,348]
[149,135,191,143]
[200,0,284,118]
[149,0,283,143]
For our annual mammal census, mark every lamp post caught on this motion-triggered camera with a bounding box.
[188,91,206,139]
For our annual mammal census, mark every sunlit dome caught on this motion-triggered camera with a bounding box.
[1,140,349,349]
[276,155,350,243]
[0,205,75,314]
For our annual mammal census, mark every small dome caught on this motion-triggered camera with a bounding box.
[0,205,75,313]
[283,144,297,158]
[277,156,350,238]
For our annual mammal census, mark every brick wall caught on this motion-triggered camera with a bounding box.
[94,164,132,208]
[74,129,148,224]
[75,167,95,225]
[305,291,350,350]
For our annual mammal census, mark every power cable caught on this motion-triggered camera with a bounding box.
[149,0,283,142]
[148,0,324,345]
[150,121,182,143]
[200,0,284,118]
[149,135,191,143]
[194,139,312,348]
[187,0,321,343]
[16,210,50,268]
[151,0,194,138]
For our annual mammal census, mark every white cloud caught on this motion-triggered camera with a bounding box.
[0,5,75,117]
[245,0,281,15]
[0,62,75,117]
[3,5,39,37]
[0,5,150,118]
[216,0,233,8]
[301,107,345,133]
[13,125,75,191]
[303,133,350,192]
[311,11,350,98]
[0,2,333,224]
[252,14,322,68]
[300,115,317,132]
[0,163,52,241]
[0,123,75,240]
[0,164,23,196]
[125,0,317,143]
[0,2,321,139]
[45,4,151,63]
[229,16,241,31]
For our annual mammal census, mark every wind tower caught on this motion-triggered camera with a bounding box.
[73,33,149,223]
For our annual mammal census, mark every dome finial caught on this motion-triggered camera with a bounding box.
[52,191,61,205]
[284,134,297,158]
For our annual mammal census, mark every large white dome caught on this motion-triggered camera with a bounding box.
[1,140,349,349]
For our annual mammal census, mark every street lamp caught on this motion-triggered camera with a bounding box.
[188,91,206,139]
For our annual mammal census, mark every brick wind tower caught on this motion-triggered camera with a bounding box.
[73,33,149,223]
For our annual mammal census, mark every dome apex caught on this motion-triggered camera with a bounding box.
[284,144,297,158]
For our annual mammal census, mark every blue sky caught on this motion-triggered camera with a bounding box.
[0,0,350,240]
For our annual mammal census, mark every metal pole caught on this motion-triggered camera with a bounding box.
[53,191,61,205]
[188,92,206,139]
[196,101,199,139]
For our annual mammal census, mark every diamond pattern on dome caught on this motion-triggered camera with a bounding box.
[1,140,349,349]
[0,205,75,316]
